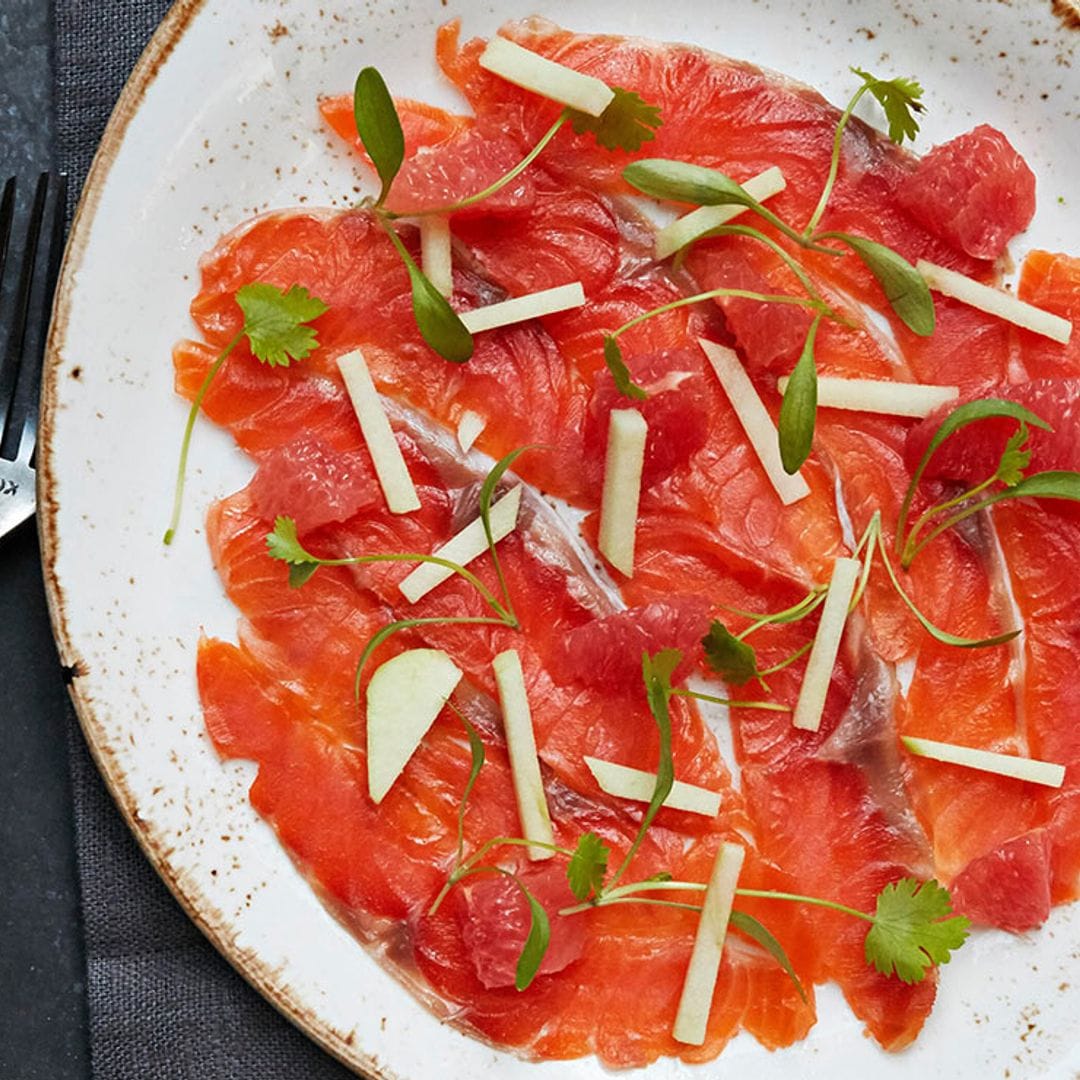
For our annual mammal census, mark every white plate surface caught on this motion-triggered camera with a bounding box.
[40,1,1080,1077]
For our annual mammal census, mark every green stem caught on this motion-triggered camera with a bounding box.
[671,687,791,712]
[707,224,832,312]
[387,116,567,220]
[163,328,244,544]
[758,641,813,676]
[560,878,873,922]
[585,896,704,914]
[804,84,869,237]
[428,835,577,916]
[876,529,1019,647]
[900,475,997,568]
[480,509,518,630]
[748,201,844,256]
[612,288,828,340]
[850,511,882,609]
[735,887,874,922]
[353,616,508,701]
[311,550,510,621]
[853,510,882,557]
[901,494,1000,570]
[445,701,484,870]
[382,217,422,271]
[736,590,826,638]
[716,587,826,625]
[428,863,510,916]
[606,665,675,890]
[559,878,705,915]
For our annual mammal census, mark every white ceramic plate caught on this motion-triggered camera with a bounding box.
[40,1,1080,1076]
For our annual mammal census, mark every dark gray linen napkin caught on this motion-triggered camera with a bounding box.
[56,4,361,1076]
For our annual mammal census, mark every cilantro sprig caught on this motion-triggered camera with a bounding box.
[559,873,968,991]
[607,649,679,888]
[565,87,662,152]
[602,284,831,404]
[853,69,926,145]
[805,68,925,237]
[566,831,610,901]
[266,514,511,612]
[164,282,328,545]
[864,877,969,983]
[700,504,1017,687]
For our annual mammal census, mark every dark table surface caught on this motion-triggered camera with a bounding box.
[0,3,90,1078]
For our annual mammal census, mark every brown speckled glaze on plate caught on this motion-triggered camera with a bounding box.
[38,2,1080,1077]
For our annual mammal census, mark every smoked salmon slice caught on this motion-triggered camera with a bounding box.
[198,433,818,1066]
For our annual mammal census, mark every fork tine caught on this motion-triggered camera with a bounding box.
[17,174,68,464]
[0,174,49,447]
[0,178,15,286]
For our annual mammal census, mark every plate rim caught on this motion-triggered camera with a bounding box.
[37,1,386,1075]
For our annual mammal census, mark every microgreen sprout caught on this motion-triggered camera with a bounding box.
[603,286,831,402]
[350,66,660,364]
[616,70,934,467]
[266,450,534,701]
[897,399,1080,569]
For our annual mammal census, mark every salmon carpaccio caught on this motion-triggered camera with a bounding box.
[178,18,1080,1068]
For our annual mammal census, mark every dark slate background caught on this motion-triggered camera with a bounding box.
[0,2,88,1076]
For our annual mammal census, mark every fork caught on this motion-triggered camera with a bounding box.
[0,173,67,542]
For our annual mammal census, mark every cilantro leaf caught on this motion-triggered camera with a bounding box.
[236,283,329,367]
[266,517,322,588]
[702,621,761,686]
[995,423,1032,487]
[851,68,925,146]
[603,335,648,400]
[864,878,970,984]
[567,87,662,152]
[163,284,328,545]
[566,832,610,901]
[266,516,314,565]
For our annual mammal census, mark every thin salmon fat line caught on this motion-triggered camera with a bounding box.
[172,17,1080,1068]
